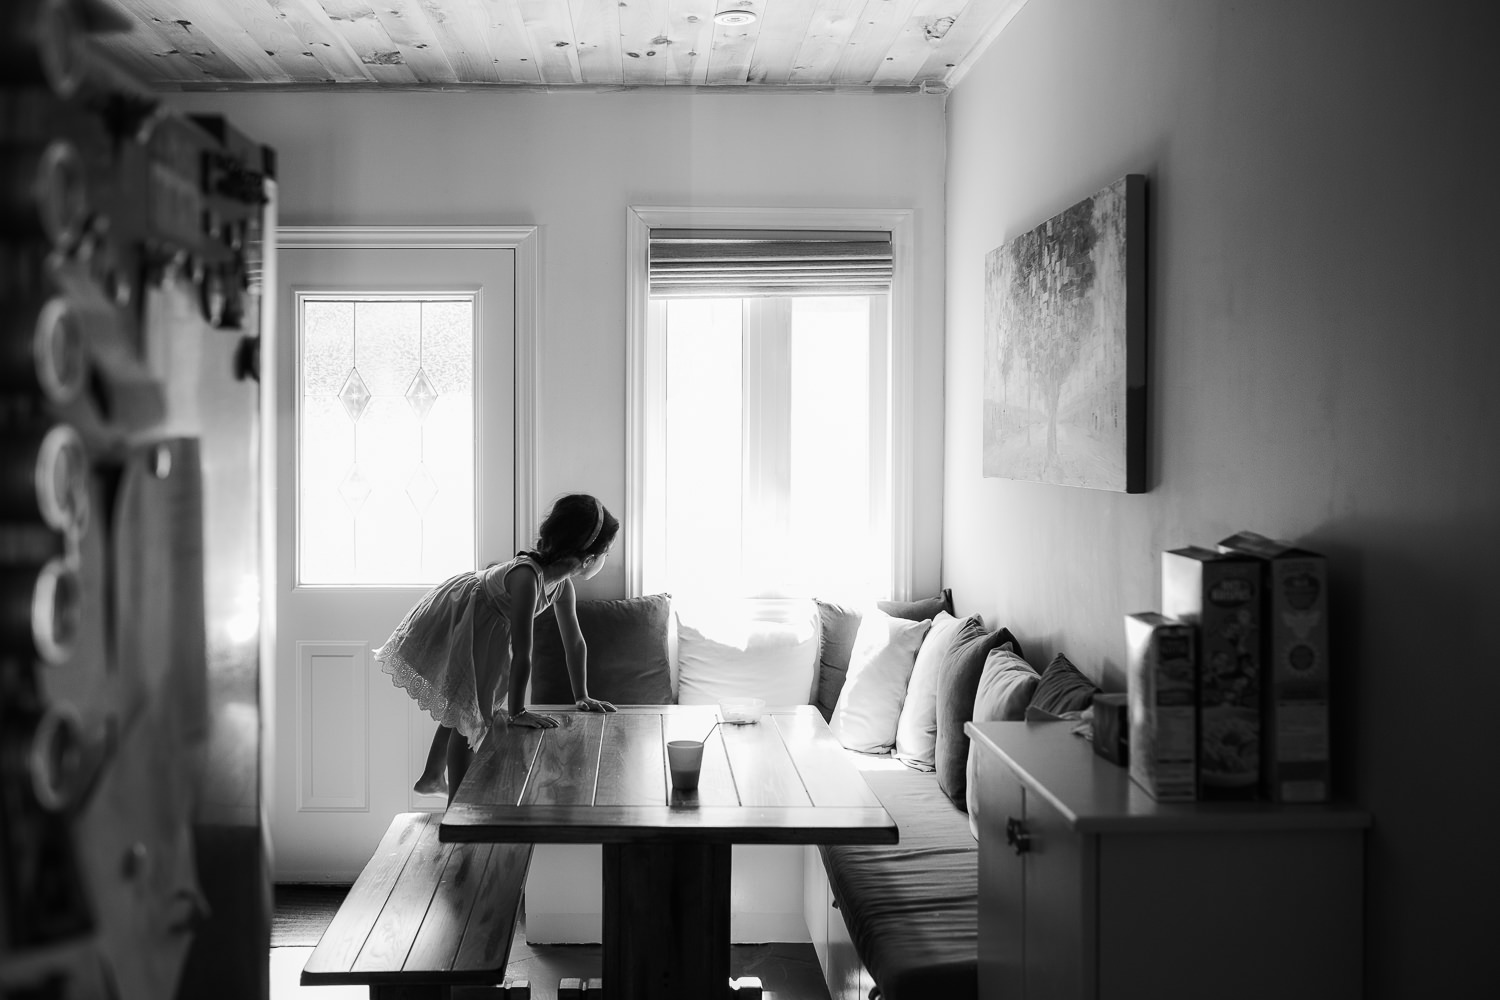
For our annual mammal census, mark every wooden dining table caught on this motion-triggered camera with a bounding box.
[440,703,898,1000]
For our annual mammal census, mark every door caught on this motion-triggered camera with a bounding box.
[1020,785,1092,999]
[977,748,1027,999]
[272,232,522,880]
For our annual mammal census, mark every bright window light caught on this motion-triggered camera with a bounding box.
[647,294,890,601]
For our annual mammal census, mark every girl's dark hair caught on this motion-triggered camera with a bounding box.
[531,493,618,564]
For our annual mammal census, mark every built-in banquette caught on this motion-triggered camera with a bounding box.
[522,591,1103,1000]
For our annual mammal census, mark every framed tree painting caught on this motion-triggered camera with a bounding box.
[983,174,1146,492]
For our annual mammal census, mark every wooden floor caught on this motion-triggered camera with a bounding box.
[271,885,830,1000]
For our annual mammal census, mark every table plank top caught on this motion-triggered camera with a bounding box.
[441,705,898,846]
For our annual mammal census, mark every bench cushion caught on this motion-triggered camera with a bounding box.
[821,769,977,1000]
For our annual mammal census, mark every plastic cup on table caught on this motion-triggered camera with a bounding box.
[667,739,704,791]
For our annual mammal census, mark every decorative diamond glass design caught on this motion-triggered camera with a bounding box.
[406,368,438,422]
[299,294,476,585]
[338,465,372,513]
[405,464,439,515]
[338,369,372,422]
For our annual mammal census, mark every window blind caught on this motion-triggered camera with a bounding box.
[649,229,893,298]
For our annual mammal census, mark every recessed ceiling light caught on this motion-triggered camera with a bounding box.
[714,9,758,26]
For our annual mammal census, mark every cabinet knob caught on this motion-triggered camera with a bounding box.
[1005,816,1032,855]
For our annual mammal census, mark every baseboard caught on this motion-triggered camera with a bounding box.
[731,911,811,944]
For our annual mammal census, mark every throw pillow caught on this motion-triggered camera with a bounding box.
[1029,652,1100,716]
[675,598,820,707]
[877,588,955,622]
[965,647,1041,838]
[1024,704,1089,722]
[813,599,862,722]
[814,591,956,721]
[530,593,673,705]
[892,611,967,771]
[934,619,1022,807]
[828,608,931,754]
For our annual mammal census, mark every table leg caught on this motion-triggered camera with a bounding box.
[601,842,731,1000]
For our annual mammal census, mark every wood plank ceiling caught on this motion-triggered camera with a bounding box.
[89,0,1027,92]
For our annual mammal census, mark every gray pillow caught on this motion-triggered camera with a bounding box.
[973,647,1041,723]
[1028,652,1100,716]
[530,593,673,705]
[934,619,1021,806]
[813,600,862,721]
[967,647,1041,837]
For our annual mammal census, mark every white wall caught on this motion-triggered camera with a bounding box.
[945,0,1499,995]
[164,88,948,599]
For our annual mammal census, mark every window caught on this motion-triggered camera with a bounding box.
[628,211,915,602]
[297,293,476,585]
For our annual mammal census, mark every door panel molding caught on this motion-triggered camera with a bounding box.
[297,640,369,811]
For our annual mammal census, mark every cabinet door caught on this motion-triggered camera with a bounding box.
[1095,830,1364,1000]
[976,749,1026,999]
[1021,789,1094,999]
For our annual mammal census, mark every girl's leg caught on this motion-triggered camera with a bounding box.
[414,724,450,795]
[445,728,474,806]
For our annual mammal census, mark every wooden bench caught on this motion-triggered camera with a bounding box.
[301,812,533,1000]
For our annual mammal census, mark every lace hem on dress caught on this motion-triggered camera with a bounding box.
[375,643,488,751]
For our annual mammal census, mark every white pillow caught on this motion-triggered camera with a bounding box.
[894,610,965,771]
[828,607,931,753]
[674,598,819,706]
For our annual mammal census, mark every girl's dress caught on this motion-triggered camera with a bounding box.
[375,553,564,749]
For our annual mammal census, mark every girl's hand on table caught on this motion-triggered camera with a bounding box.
[576,697,617,713]
[507,709,559,729]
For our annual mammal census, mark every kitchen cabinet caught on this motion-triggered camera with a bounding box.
[966,721,1368,1000]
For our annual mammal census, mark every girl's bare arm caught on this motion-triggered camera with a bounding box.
[502,564,557,728]
[554,579,615,713]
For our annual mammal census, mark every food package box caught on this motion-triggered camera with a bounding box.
[1124,613,1196,801]
[1218,531,1331,802]
[1162,546,1263,800]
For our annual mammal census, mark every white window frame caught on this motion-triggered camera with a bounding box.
[624,207,916,600]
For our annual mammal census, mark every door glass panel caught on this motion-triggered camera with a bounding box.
[298,295,475,585]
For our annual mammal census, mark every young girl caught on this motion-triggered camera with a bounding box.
[375,493,620,799]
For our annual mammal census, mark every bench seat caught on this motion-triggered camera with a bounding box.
[820,769,978,1000]
[301,812,533,1000]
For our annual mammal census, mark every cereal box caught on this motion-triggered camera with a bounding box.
[1162,546,1263,800]
[1124,612,1197,801]
[1218,531,1331,802]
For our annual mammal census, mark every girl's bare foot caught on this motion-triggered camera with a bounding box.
[413,773,447,796]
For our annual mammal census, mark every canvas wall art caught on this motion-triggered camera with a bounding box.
[983,174,1146,492]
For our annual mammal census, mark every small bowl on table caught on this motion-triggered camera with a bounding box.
[718,697,766,725]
